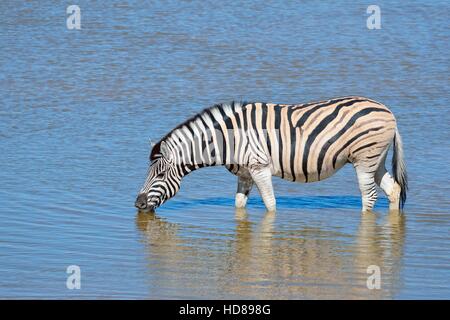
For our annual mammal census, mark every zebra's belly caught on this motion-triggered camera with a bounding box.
[270,157,348,183]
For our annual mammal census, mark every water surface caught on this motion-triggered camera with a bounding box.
[0,1,449,299]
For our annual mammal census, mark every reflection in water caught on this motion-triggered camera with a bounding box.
[353,212,406,299]
[136,210,405,299]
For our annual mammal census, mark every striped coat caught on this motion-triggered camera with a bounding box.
[136,96,407,213]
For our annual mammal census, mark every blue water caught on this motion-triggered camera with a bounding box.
[0,1,449,299]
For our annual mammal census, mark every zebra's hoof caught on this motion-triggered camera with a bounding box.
[235,193,248,208]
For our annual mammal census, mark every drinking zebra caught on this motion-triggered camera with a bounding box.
[135,96,407,213]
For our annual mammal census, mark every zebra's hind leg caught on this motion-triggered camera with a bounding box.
[374,154,401,211]
[354,164,378,212]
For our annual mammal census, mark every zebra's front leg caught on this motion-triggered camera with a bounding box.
[235,175,254,208]
[249,165,276,212]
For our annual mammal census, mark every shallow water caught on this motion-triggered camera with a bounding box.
[0,1,449,299]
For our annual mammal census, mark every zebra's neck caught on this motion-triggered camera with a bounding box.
[159,101,246,176]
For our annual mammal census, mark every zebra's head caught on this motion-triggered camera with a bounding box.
[135,141,181,212]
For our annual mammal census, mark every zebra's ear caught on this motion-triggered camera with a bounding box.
[160,141,173,162]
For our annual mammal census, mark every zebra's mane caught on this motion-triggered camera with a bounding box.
[150,101,247,160]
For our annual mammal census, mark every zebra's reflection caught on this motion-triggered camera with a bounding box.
[136,210,405,299]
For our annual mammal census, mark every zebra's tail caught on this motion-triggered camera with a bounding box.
[392,127,408,209]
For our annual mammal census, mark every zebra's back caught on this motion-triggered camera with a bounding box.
[239,96,396,182]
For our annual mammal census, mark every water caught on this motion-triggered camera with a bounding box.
[0,0,449,299]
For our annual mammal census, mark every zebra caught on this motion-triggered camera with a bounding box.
[135,96,407,213]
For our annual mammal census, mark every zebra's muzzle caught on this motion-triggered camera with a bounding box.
[135,193,157,212]
[135,193,149,210]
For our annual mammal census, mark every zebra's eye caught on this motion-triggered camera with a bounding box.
[156,173,165,179]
